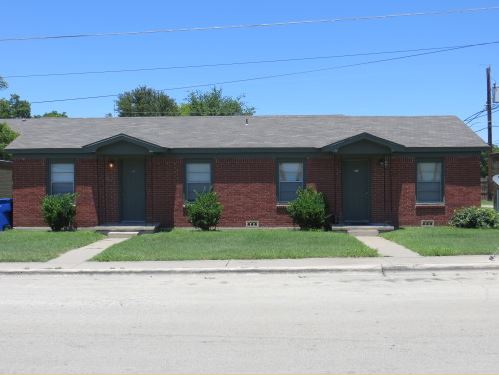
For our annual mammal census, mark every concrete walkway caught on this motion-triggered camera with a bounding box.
[0,254,497,273]
[353,235,421,257]
[45,237,130,268]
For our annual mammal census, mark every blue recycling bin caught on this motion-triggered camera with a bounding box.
[0,198,13,231]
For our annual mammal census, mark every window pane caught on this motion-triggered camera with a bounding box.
[187,183,211,201]
[417,162,441,182]
[279,162,303,182]
[416,161,443,203]
[186,163,211,183]
[279,182,302,202]
[52,182,74,195]
[52,172,73,183]
[51,163,74,194]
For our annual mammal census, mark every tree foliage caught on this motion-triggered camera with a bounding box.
[186,191,224,230]
[34,110,68,118]
[287,187,328,230]
[0,122,19,160]
[41,193,78,231]
[0,76,7,90]
[116,86,179,117]
[0,94,31,118]
[181,87,255,116]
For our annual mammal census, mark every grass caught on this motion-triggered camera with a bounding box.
[0,230,104,262]
[93,229,377,261]
[481,200,493,207]
[381,227,499,256]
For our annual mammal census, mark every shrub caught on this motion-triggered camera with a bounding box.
[41,193,77,231]
[287,187,327,230]
[186,191,223,230]
[449,206,499,229]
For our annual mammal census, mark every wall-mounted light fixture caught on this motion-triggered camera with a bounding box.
[379,158,389,168]
[108,160,115,169]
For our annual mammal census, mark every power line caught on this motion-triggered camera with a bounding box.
[6,40,499,79]
[474,108,499,132]
[2,6,498,43]
[29,42,499,104]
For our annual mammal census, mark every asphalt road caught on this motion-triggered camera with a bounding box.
[0,270,498,374]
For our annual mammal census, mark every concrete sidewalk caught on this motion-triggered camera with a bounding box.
[46,237,130,268]
[0,254,498,274]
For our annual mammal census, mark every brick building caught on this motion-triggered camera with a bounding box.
[4,116,487,228]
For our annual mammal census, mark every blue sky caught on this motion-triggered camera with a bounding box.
[1,0,498,142]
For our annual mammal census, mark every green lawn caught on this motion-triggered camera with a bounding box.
[482,200,493,207]
[94,229,377,261]
[382,227,499,256]
[0,230,104,262]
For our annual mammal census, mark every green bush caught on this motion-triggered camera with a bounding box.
[287,187,327,230]
[41,193,77,231]
[186,191,223,231]
[449,206,499,229]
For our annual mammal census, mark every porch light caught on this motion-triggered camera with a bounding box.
[108,160,115,169]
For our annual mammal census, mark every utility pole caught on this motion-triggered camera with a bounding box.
[487,66,493,146]
[486,66,494,200]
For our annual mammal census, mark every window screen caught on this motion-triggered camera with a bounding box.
[278,162,303,202]
[186,162,212,201]
[416,161,443,203]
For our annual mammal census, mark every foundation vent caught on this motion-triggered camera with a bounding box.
[421,220,435,227]
[246,220,260,228]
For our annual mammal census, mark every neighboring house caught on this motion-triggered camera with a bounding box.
[0,160,13,198]
[4,116,488,228]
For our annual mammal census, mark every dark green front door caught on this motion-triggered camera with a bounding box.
[342,160,370,223]
[121,158,145,222]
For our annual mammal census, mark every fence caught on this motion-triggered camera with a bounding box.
[481,177,489,201]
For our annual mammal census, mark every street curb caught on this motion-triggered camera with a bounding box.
[0,263,498,274]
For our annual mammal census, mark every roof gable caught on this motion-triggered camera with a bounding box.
[322,132,406,154]
[83,134,165,154]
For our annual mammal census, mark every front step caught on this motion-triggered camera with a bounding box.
[331,225,394,233]
[347,229,379,237]
[107,231,139,238]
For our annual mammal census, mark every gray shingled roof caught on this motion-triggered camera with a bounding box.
[3,115,487,151]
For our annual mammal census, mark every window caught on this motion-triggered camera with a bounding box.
[185,162,212,201]
[278,162,304,202]
[50,162,74,194]
[416,161,443,203]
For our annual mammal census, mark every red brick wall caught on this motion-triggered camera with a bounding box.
[306,156,341,223]
[212,158,290,227]
[146,156,184,227]
[12,154,482,228]
[370,158,392,224]
[392,155,481,226]
[12,158,47,227]
[96,157,120,224]
[75,158,99,227]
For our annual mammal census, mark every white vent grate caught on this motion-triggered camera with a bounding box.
[246,220,260,228]
[421,220,435,227]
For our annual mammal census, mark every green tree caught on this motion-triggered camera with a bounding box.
[0,76,7,90]
[481,146,499,178]
[0,94,31,118]
[115,86,179,117]
[0,122,19,160]
[34,110,68,118]
[181,87,255,116]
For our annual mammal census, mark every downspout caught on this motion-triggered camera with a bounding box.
[383,155,386,224]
